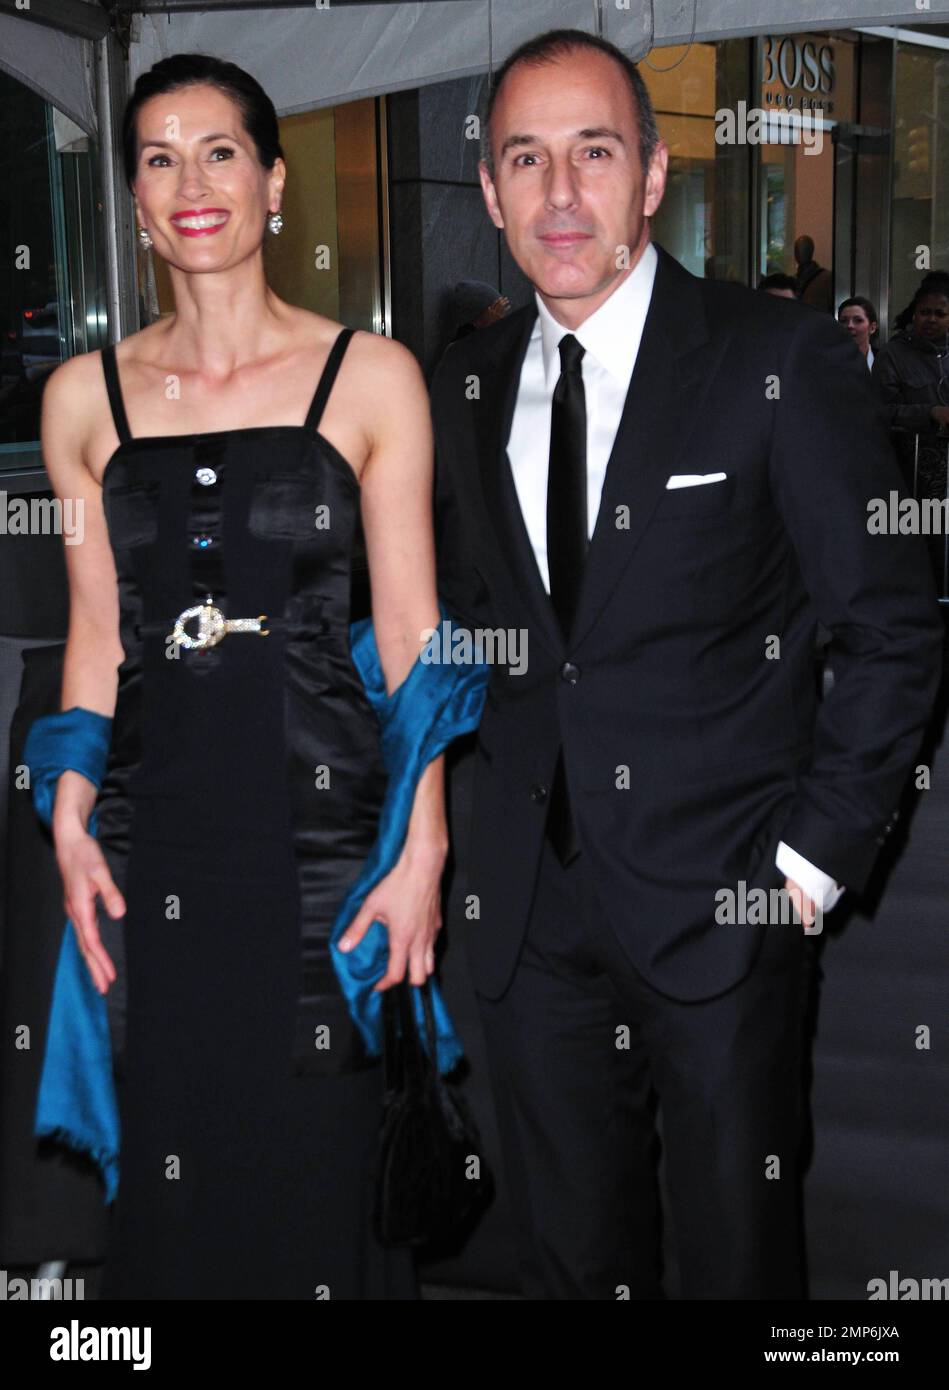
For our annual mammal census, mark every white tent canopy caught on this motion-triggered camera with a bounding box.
[5,0,949,339]
[5,0,949,137]
[0,14,98,134]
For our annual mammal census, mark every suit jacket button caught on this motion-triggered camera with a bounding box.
[560,662,580,684]
[530,784,548,803]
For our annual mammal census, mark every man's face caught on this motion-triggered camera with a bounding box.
[479,49,667,325]
[913,293,949,342]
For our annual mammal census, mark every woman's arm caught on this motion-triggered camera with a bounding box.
[357,332,446,857]
[356,335,442,696]
[43,357,126,711]
[38,354,127,991]
[336,332,449,988]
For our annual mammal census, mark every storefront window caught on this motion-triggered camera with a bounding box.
[891,41,949,326]
[755,33,855,293]
[0,70,106,466]
[641,40,751,283]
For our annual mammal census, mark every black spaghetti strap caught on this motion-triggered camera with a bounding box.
[304,328,354,432]
[101,343,132,444]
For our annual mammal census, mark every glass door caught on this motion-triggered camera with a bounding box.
[754,31,857,301]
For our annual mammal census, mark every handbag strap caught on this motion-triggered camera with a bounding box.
[382,979,440,1096]
[418,978,439,1070]
[382,981,402,1097]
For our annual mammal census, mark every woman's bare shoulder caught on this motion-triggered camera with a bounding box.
[349,323,419,365]
[42,324,163,477]
[287,300,417,369]
[339,325,425,399]
[45,323,161,405]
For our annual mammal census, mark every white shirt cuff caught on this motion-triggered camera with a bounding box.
[775,841,846,912]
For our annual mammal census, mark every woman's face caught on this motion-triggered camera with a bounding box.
[839,305,876,350]
[913,292,949,342]
[131,83,284,273]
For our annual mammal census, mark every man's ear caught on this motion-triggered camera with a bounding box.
[643,140,669,220]
[478,160,505,231]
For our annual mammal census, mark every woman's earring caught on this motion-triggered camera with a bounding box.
[267,211,284,235]
[138,225,153,250]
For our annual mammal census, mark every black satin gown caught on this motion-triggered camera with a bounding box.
[94,329,416,1299]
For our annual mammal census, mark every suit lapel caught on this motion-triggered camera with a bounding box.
[568,247,713,650]
[474,305,565,656]
[471,244,714,657]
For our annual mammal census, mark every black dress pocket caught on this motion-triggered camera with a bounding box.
[105,479,160,548]
[248,473,319,540]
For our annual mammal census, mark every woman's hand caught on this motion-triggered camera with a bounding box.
[338,842,447,989]
[53,772,124,995]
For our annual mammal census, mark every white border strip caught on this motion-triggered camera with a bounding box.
[856,24,949,49]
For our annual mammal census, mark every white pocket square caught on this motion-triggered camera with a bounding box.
[665,472,727,489]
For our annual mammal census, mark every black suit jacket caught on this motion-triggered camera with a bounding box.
[431,243,943,1002]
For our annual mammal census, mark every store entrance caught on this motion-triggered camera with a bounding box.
[759,118,836,302]
[756,31,857,307]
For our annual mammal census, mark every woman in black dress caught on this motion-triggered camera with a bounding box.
[40,54,449,1299]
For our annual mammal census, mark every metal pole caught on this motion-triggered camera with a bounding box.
[943,437,948,600]
[913,430,919,498]
[94,30,138,342]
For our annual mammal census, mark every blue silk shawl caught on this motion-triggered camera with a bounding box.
[23,608,487,1202]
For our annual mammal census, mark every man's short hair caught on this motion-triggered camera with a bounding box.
[479,27,660,182]
[759,273,798,294]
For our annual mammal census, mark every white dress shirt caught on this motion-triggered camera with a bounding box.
[505,238,844,913]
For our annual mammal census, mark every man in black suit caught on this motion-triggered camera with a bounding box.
[431,28,943,1299]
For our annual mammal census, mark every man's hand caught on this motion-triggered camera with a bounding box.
[784,877,820,931]
[474,295,510,328]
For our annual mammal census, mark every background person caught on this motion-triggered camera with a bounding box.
[794,234,834,312]
[838,296,879,369]
[759,272,797,300]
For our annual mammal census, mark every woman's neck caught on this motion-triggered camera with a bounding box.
[161,259,288,374]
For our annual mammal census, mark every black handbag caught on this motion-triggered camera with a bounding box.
[374,978,493,1247]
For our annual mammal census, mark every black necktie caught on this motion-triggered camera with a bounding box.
[546,333,588,638]
[544,334,586,867]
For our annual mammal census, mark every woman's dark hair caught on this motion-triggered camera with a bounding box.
[894,271,949,333]
[838,295,880,347]
[122,52,284,188]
